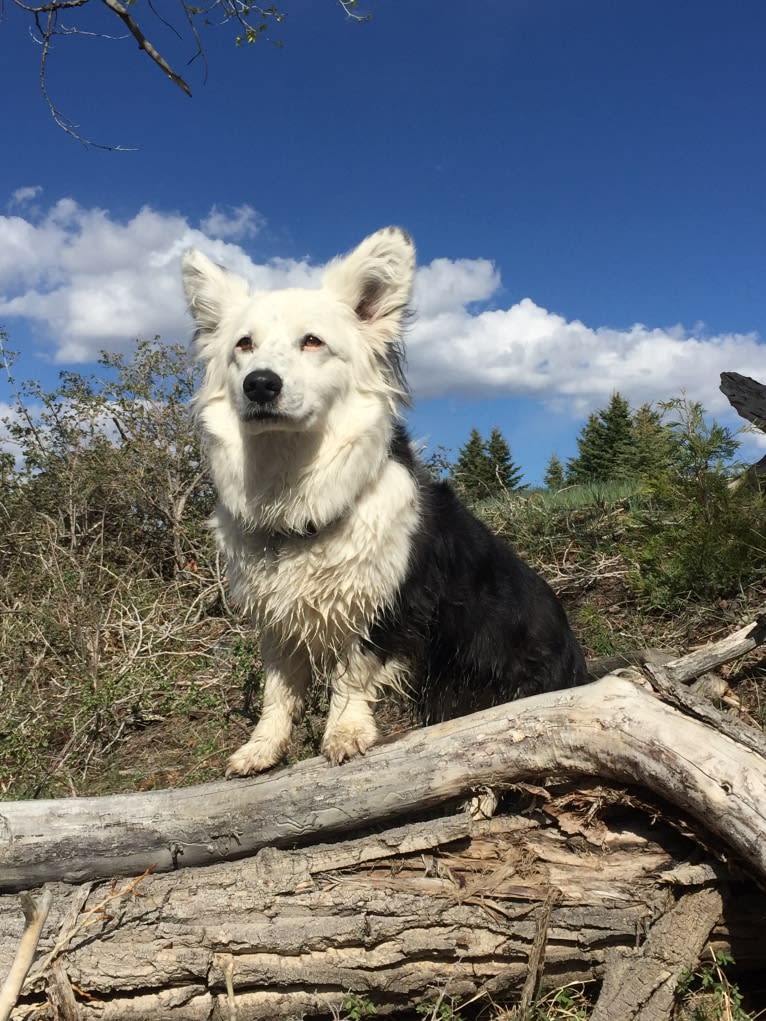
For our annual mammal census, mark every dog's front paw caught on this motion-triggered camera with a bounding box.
[321,720,378,766]
[225,735,287,777]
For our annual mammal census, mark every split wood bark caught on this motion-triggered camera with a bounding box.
[1,616,764,1018]
[2,812,764,1020]
[590,888,724,1021]
[2,657,766,893]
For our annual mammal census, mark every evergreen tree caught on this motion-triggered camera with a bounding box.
[567,412,607,483]
[598,392,635,478]
[543,453,566,491]
[567,392,639,483]
[630,403,675,480]
[659,397,739,484]
[486,427,526,491]
[452,428,496,501]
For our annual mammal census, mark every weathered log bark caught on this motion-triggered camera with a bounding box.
[720,371,766,428]
[720,371,766,485]
[2,618,765,1019]
[3,810,765,1020]
[590,888,725,1021]
[2,663,766,892]
[0,892,52,1021]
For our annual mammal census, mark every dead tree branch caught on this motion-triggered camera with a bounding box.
[1,644,766,890]
[0,891,52,1021]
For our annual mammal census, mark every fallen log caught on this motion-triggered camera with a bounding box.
[2,805,765,1020]
[2,664,766,892]
[1,616,764,1019]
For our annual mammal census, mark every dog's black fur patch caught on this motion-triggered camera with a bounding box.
[368,425,588,724]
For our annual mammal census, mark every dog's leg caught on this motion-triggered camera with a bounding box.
[322,646,398,765]
[226,633,310,777]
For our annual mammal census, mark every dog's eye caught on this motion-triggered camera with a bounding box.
[301,333,324,351]
[235,336,253,353]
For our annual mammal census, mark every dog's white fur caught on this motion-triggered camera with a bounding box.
[183,228,419,772]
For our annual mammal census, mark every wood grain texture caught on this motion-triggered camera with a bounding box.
[2,671,766,891]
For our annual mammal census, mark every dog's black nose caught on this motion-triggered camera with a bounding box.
[243,369,283,404]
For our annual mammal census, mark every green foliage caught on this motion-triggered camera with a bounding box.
[486,427,526,491]
[528,478,644,512]
[2,338,214,578]
[575,605,632,657]
[452,427,495,500]
[452,426,525,501]
[415,996,464,1020]
[495,983,593,1020]
[0,338,238,798]
[543,453,566,491]
[659,396,739,482]
[341,992,378,1019]
[527,983,592,1020]
[630,402,676,479]
[627,397,764,609]
[675,949,759,1021]
[567,392,675,484]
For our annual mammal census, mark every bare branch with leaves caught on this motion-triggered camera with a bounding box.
[9,0,370,146]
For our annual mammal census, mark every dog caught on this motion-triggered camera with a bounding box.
[182,227,587,777]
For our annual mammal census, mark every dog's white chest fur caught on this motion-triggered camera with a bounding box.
[213,457,419,656]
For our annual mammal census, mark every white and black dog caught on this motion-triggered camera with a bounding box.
[182,228,587,776]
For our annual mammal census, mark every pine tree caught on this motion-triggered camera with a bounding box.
[544,453,566,491]
[630,403,675,480]
[598,392,635,479]
[452,428,496,501]
[567,412,607,483]
[567,393,638,483]
[486,427,525,491]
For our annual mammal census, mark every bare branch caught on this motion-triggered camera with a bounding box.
[0,890,52,1021]
[337,0,371,22]
[100,0,192,96]
[30,5,137,149]
[11,1,370,144]
[14,0,88,12]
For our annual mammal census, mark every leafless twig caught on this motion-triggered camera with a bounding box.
[0,890,53,1021]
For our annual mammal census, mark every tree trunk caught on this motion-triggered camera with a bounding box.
[3,806,765,1020]
[2,616,765,1019]
[2,663,766,892]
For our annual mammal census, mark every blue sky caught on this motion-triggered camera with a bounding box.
[1,0,765,483]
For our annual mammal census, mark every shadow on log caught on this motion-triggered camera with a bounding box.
[1,611,765,1019]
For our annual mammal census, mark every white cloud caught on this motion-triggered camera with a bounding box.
[9,185,42,208]
[0,195,763,423]
[412,257,499,317]
[200,204,262,241]
[406,299,764,417]
[0,199,315,362]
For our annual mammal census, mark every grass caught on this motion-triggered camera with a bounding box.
[2,463,764,800]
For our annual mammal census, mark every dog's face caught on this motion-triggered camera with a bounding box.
[183,228,415,434]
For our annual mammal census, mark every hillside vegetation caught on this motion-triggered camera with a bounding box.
[1,337,764,801]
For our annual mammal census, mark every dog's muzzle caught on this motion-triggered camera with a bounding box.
[243,369,283,405]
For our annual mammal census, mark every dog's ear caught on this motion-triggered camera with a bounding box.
[182,249,249,333]
[323,227,415,344]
